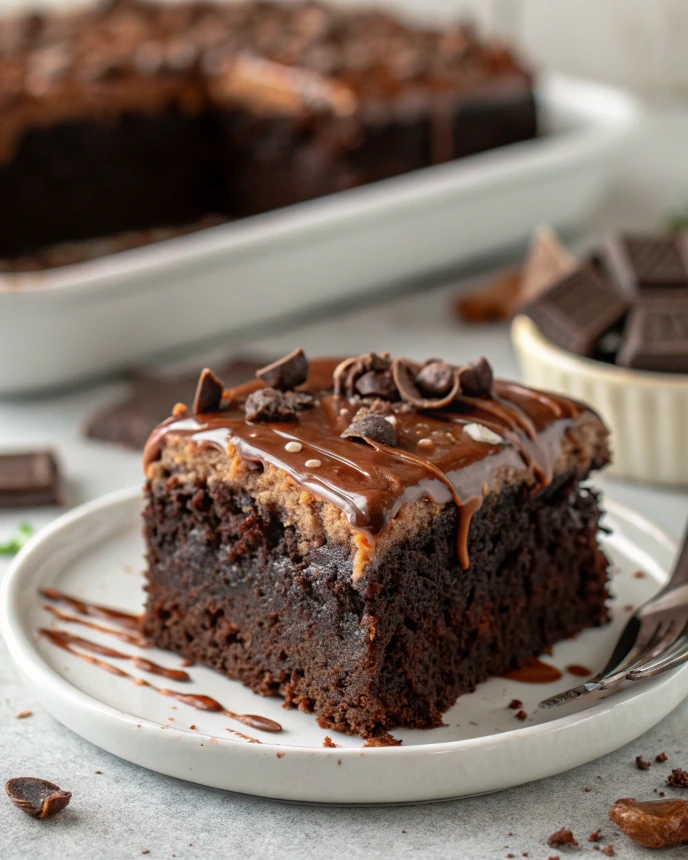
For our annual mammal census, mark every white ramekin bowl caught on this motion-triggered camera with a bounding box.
[511,314,688,485]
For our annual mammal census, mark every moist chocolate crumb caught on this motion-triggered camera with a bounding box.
[507,854,514,858]
[508,699,523,710]
[585,787,592,792]
[94,770,102,775]
[15,710,32,719]
[323,736,339,749]
[142,852,150,856]
[256,349,308,392]
[636,755,651,770]
[457,356,494,396]
[548,856,560,860]
[668,768,688,788]
[588,830,601,842]
[656,752,668,763]
[659,791,666,797]
[5,777,72,819]
[193,368,224,414]
[515,710,527,721]
[415,361,456,397]
[244,388,297,423]
[601,846,614,856]
[342,415,397,447]
[547,828,578,847]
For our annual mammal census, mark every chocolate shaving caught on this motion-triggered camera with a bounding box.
[610,797,688,848]
[193,368,224,414]
[5,777,72,819]
[244,388,297,423]
[341,415,397,447]
[256,348,308,391]
[457,357,493,397]
[392,358,460,409]
[333,353,393,398]
[415,361,456,397]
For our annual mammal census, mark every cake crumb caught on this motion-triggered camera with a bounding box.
[323,736,339,749]
[635,755,651,770]
[515,710,527,721]
[94,770,102,775]
[633,570,646,579]
[172,402,187,416]
[15,710,32,719]
[656,752,668,763]
[601,846,614,857]
[547,828,578,847]
[584,787,592,792]
[276,751,285,759]
[588,830,601,842]
[508,699,523,710]
[668,768,688,788]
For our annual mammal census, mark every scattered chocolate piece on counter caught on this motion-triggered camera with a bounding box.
[5,777,72,819]
[508,699,523,710]
[453,269,522,323]
[668,768,688,788]
[636,755,651,771]
[547,828,578,848]
[457,357,494,396]
[342,415,397,448]
[244,388,297,423]
[193,368,224,414]
[603,234,688,293]
[584,787,592,793]
[86,359,264,449]
[15,710,32,719]
[514,710,527,721]
[523,263,630,358]
[256,348,308,392]
[656,752,668,763]
[610,797,688,847]
[0,451,61,508]
[588,831,601,843]
[616,300,688,372]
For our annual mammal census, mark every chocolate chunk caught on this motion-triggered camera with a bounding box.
[656,753,668,763]
[610,798,688,848]
[524,263,630,357]
[244,388,297,423]
[547,828,578,848]
[256,348,308,391]
[0,451,60,508]
[5,777,71,819]
[457,356,493,396]
[392,358,460,409]
[415,361,455,397]
[604,234,688,292]
[354,369,398,400]
[85,359,264,449]
[616,300,688,372]
[333,353,393,398]
[341,415,397,447]
[668,768,688,788]
[192,368,224,414]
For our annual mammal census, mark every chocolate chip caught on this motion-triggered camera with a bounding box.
[392,358,460,409]
[5,777,71,819]
[333,353,392,398]
[244,388,297,422]
[457,357,494,396]
[256,348,308,391]
[193,368,224,414]
[415,361,455,397]
[354,369,398,400]
[341,415,397,447]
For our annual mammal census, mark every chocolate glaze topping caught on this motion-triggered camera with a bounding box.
[144,354,600,571]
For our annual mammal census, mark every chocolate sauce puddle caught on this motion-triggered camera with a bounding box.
[566,664,592,678]
[501,657,563,684]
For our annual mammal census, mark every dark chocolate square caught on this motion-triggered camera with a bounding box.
[523,263,630,357]
[603,234,688,292]
[617,300,688,373]
[0,451,61,508]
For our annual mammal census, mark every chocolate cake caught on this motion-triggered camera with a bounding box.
[0,0,537,263]
[142,350,611,738]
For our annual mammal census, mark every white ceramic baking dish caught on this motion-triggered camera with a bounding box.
[0,73,639,396]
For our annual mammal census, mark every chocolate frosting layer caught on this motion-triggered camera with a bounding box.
[144,357,604,571]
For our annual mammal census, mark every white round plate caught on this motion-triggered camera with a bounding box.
[1,488,685,804]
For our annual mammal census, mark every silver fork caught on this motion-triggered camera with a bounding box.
[539,525,688,710]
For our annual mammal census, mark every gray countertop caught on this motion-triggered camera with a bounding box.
[1,113,688,858]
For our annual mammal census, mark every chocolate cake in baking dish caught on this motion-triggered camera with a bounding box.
[0,0,537,262]
[142,350,610,739]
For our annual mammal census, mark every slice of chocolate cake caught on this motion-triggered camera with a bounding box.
[142,351,610,738]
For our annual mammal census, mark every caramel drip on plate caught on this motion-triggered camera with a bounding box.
[144,359,592,571]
